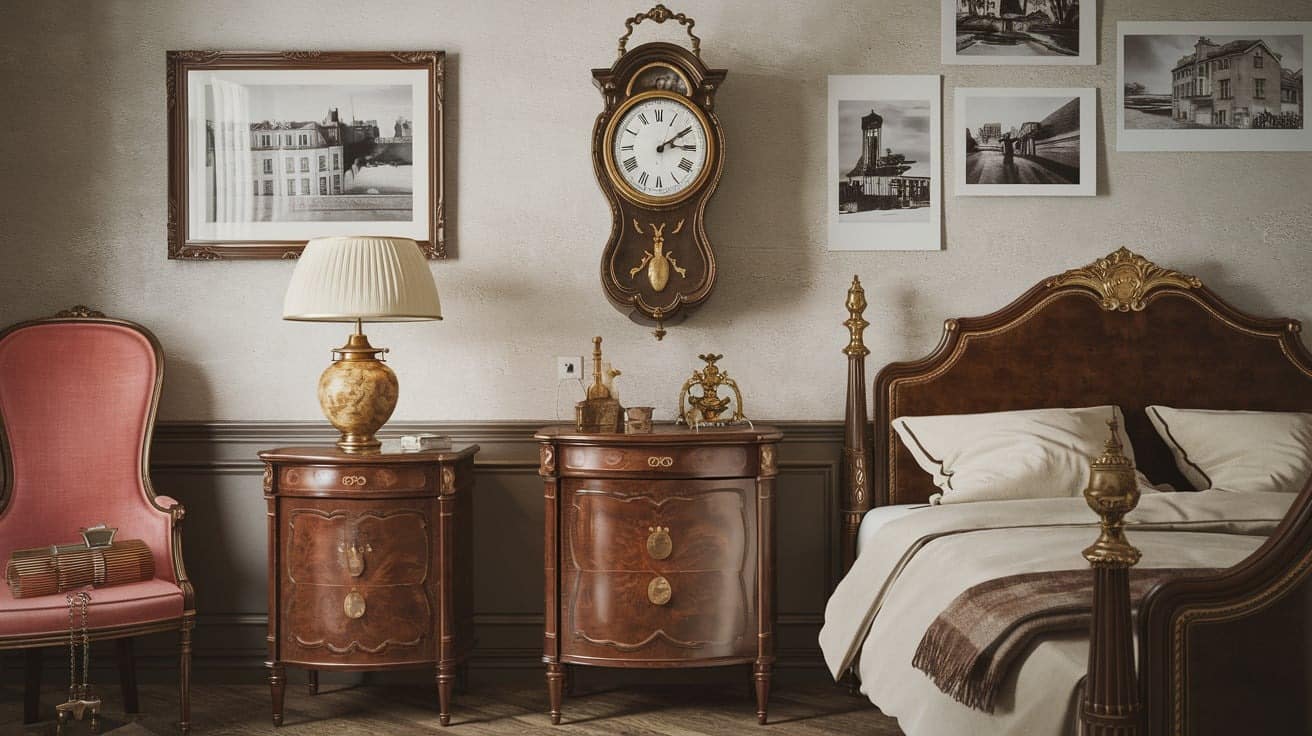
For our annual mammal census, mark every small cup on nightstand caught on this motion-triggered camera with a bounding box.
[624,406,654,434]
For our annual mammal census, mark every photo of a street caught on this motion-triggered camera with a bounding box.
[963,95,1081,185]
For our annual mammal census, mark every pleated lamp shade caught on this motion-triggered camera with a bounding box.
[283,236,442,322]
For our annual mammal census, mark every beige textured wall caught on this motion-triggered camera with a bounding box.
[1,0,1309,422]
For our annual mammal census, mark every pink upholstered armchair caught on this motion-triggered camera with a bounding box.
[0,307,195,732]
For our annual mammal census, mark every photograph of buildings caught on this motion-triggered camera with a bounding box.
[1123,34,1303,130]
[1118,22,1311,151]
[956,88,1095,196]
[944,0,1093,65]
[837,100,933,222]
[203,83,415,223]
[828,75,941,251]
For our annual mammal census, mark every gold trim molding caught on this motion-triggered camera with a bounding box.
[1047,247,1202,312]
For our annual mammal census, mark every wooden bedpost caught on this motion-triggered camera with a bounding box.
[1081,420,1143,736]
[841,275,874,574]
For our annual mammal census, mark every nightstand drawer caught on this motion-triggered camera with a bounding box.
[284,501,431,587]
[279,464,432,493]
[564,479,751,573]
[281,583,433,663]
[559,444,752,478]
[564,570,750,660]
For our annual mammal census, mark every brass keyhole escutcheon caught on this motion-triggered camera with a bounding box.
[647,576,672,606]
[646,526,672,560]
[344,590,366,619]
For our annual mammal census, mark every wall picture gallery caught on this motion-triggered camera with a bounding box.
[828,9,1311,252]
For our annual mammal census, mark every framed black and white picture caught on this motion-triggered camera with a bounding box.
[943,0,1095,65]
[827,75,942,252]
[167,51,445,259]
[1118,22,1310,152]
[955,87,1096,196]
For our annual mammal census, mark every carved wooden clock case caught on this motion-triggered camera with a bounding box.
[592,6,727,339]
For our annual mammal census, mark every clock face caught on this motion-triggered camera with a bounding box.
[607,92,711,204]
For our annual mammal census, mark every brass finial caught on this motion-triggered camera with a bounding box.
[844,275,870,357]
[1082,418,1142,566]
[586,336,611,400]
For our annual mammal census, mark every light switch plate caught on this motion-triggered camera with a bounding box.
[557,356,584,381]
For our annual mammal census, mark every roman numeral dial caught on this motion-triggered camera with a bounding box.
[606,91,712,204]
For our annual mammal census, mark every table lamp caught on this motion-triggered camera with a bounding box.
[282,236,442,453]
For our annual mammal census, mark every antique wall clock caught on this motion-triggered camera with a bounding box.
[592,5,727,339]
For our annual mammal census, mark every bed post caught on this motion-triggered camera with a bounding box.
[1081,420,1143,736]
[841,275,874,574]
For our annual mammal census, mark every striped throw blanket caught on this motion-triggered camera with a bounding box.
[911,567,1214,712]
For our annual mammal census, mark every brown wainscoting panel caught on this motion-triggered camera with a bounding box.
[111,420,841,675]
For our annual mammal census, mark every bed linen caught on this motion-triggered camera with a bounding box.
[820,488,1293,736]
[855,504,928,558]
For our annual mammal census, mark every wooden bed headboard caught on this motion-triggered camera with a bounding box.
[839,248,1312,570]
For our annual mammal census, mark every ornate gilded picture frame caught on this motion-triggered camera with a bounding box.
[166,50,445,259]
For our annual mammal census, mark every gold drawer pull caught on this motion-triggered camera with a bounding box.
[646,526,672,560]
[341,475,369,487]
[647,456,674,468]
[346,543,371,577]
[344,590,366,619]
[647,576,672,606]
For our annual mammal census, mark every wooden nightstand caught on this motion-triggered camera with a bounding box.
[258,444,477,727]
[536,424,782,725]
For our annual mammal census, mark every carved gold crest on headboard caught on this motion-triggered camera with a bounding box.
[1046,247,1202,312]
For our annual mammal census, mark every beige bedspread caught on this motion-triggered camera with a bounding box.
[819,488,1293,736]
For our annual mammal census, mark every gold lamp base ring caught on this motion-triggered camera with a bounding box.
[317,332,398,453]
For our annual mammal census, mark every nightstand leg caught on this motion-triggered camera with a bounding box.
[754,660,772,725]
[306,670,319,696]
[546,662,565,724]
[437,663,455,726]
[268,664,286,726]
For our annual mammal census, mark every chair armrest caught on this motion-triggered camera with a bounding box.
[156,495,180,510]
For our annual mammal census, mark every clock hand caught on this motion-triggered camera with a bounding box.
[656,126,694,153]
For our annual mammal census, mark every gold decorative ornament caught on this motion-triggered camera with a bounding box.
[1082,419,1143,567]
[844,276,870,357]
[575,337,624,433]
[647,575,672,605]
[629,219,688,292]
[593,6,727,340]
[54,305,106,319]
[1048,247,1202,312]
[646,526,673,560]
[676,353,746,427]
[343,590,367,619]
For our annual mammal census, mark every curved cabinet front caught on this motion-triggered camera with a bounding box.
[560,478,757,664]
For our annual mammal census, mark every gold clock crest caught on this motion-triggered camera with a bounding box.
[592,5,727,339]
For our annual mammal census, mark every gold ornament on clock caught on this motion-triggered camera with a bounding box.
[593,5,727,339]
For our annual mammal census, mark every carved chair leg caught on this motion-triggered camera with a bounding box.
[268,663,286,727]
[307,670,319,696]
[24,647,41,724]
[116,638,140,714]
[179,622,193,734]
[546,662,565,725]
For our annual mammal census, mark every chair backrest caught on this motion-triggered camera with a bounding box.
[0,315,173,578]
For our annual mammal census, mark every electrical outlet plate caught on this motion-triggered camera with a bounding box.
[557,356,584,381]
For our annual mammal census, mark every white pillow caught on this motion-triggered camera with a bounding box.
[892,406,1134,505]
[1146,406,1312,494]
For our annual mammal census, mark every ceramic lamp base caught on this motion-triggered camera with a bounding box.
[317,332,398,453]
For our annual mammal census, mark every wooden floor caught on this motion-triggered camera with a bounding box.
[2,679,903,735]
